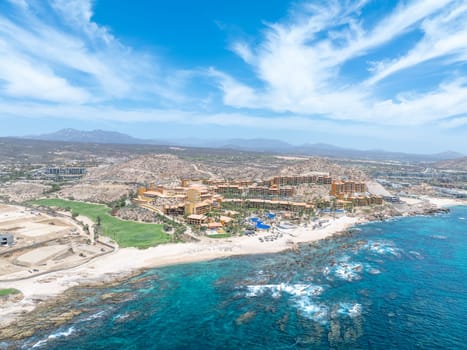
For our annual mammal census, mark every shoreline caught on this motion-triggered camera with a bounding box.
[0,216,362,328]
[0,196,465,330]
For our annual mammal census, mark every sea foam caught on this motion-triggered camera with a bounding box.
[362,240,401,257]
[246,283,324,298]
[337,303,362,318]
[323,258,364,282]
[294,298,329,324]
[29,326,75,349]
[81,310,105,322]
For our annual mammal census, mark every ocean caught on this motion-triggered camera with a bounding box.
[5,206,467,349]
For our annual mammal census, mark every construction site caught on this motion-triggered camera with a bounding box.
[0,204,112,281]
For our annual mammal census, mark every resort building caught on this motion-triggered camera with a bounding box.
[223,199,313,213]
[219,216,233,224]
[136,180,222,216]
[136,174,381,221]
[164,205,185,216]
[329,180,381,206]
[352,196,383,206]
[330,180,367,198]
[186,214,207,225]
[207,222,223,230]
[336,200,354,210]
[263,174,332,186]
[214,184,295,198]
[184,200,212,215]
[214,185,243,197]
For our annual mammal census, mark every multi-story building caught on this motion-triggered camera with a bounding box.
[137,181,220,216]
[223,199,313,213]
[352,196,383,206]
[214,185,243,197]
[37,167,87,180]
[330,180,367,198]
[263,174,332,186]
[186,214,207,225]
[164,205,185,216]
[246,185,295,198]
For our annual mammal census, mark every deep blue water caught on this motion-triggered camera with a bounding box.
[7,207,467,349]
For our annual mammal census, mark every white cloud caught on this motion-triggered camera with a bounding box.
[0,52,90,103]
[231,42,255,64]
[214,0,467,128]
[439,116,467,129]
[366,2,467,85]
[0,0,185,104]
[0,100,390,140]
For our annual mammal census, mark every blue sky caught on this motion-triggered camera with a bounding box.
[1,0,467,153]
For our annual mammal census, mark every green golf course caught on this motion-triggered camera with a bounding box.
[31,199,171,248]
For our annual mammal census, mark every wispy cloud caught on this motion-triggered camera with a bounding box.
[0,99,389,139]
[0,0,184,104]
[216,0,467,127]
[366,2,467,85]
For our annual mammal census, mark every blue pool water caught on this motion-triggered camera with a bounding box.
[7,207,467,349]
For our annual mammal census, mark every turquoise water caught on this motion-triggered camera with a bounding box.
[7,207,467,349]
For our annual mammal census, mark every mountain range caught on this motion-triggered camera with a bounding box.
[23,128,464,162]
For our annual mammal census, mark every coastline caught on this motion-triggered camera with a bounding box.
[0,196,465,330]
[0,216,362,329]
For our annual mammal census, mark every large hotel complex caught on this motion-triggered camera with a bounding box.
[135,174,383,225]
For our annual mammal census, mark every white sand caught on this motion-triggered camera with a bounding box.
[422,196,467,208]
[399,196,425,205]
[400,195,467,208]
[0,215,360,326]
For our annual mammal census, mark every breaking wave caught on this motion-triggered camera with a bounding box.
[29,326,75,349]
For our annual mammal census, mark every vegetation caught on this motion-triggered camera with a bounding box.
[43,182,62,194]
[154,212,186,241]
[0,288,20,297]
[31,199,171,248]
[109,195,128,210]
[207,233,232,239]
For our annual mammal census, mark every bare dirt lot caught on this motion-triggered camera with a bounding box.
[0,204,112,281]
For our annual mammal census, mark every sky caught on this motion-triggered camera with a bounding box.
[1,0,467,153]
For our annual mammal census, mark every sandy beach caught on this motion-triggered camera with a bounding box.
[0,196,464,328]
[423,196,467,208]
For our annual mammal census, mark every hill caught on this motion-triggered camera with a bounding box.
[22,129,464,162]
[27,128,144,145]
[433,157,467,171]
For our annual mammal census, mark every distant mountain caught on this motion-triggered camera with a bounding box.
[293,146,464,162]
[220,138,294,152]
[299,142,345,151]
[431,151,465,160]
[27,128,145,145]
[23,129,464,162]
[433,157,467,171]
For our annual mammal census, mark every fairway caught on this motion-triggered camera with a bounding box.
[32,199,171,248]
[0,288,20,297]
